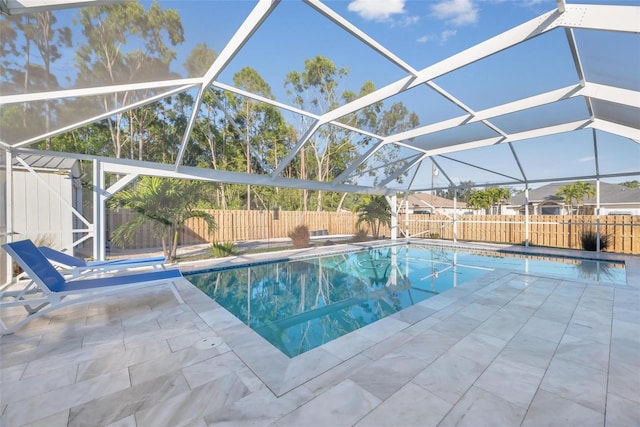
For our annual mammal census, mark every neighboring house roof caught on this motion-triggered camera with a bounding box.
[401,193,467,209]
[12,154,78,172]
[509,181,640,206]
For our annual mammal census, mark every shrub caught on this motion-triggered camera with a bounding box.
[351,228,369,243]
[429,233,440,239]
[580,230,609,251]
[209,241,238,257]
[288,225,310,249]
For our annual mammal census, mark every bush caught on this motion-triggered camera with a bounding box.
[351,228,369,243]
[580,230,609,251]
[288,225,310,249]
[209,241,238,257]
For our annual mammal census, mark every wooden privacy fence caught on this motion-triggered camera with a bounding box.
[108,210,640,255]
[108,209,359,249]
[403,214,640,255]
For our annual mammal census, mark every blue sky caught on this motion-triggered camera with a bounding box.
[5,0,638,188]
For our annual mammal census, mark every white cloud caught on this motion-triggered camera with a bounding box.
[431,0,479,27]
[440,29,457,42]
[417,29,458,44]
[348,0,407,21]
[417,34,436,44]
[578,156,596,163]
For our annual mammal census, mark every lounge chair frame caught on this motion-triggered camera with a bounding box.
[1,240,184,335]
[38,246,167,278]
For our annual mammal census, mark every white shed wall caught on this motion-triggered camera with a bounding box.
[12,170,76,251]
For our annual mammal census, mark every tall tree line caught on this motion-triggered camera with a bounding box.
[1,2,418,212]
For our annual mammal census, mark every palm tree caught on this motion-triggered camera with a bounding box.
[109,176,215,262]
[556,181,595,214]
[355,196,391,239]
[486,187,511,215]
[574,181,595,214]
[467,190,491,214]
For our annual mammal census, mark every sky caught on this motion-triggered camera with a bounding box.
[3,0,639,189]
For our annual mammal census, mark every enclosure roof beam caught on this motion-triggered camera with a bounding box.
[0,79,201,105]
[403,120,591,157]
[14,149,392,195]
[409,170,640,192]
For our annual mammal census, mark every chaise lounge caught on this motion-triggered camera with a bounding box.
[1,239,184,335]
[38,246,167,277]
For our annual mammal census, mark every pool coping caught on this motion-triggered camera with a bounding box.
[174,239,639,396]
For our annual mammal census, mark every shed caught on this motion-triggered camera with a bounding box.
[4,154,83,251]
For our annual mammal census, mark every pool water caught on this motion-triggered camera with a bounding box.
[186,245,626,357]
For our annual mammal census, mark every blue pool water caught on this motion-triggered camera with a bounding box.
[186,245,626,357]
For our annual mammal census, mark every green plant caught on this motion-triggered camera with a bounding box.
[288,225,310,249]
[209,241,237,257]
[351,228,369,242]
[355,196,391,239]
[109,177,215,262]
[580,230,609,251]
[429,233,440,239]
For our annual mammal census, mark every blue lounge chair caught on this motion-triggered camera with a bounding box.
[38,246,167,277]
[1,239,184,335]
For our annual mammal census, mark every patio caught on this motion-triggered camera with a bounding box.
[1,241,638,426]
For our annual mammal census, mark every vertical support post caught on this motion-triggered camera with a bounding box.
[404,194,410,238]
[525,185,530,247]
[5,150,13,283]
[391,193,398,240]
[92,159,106,261]
[596,179,601,252]
[453,188,458,244]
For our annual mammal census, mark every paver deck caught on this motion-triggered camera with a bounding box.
[1,240,638,426]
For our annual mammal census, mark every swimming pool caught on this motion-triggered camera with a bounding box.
[186,244,626,357]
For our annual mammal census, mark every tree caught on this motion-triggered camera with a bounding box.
[485,187,511,214]
[355,196,391,239]
[556,181,595,214]
[109,176,215,262]
[467,190,491,213]
[621,180,639,188]
[285,56,418,212]
[75,1,184,159]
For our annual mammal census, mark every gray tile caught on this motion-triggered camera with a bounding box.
[475,311,526,341]
[608,359,640,404]
[128,345,223,386]
[522,389,603,427]
[448,331,507,365]
[2,363,78,405]
[395,329,459,363]
[520,316,567,343]
[69,370,191,426]
[304,355,371,395]
[438,386,526,427]
[181,351,247,389]
[360,331,413,360]
[498,332,558,370]
[605,393,640,427]
[540,357,607,413]
[203,386,314,427]
[412,353,486,404]
[429,313,482,339]
[134,372,250,427]
[355,382,451,427]
[555,333,610,371]
[474,357,544,408]
[349,352,427,400]
[22,409,69,427]
[273,380,381,427]
[1,369,130,426]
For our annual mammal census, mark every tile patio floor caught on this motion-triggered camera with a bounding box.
[1,241,639,426]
